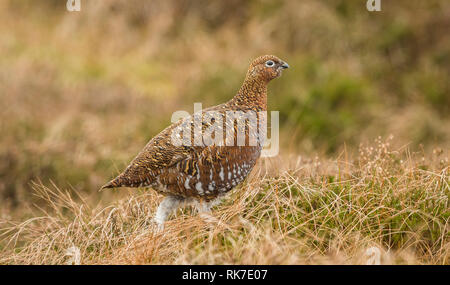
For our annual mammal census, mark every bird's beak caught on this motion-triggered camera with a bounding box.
[280,62,289,69]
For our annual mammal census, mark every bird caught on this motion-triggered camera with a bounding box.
[102,55,289,229]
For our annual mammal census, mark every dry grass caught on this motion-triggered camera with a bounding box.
[1,137,448,264]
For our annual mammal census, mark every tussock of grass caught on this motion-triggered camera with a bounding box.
[1,138,448,264]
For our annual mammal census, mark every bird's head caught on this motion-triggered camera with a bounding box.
[246,55,289,82]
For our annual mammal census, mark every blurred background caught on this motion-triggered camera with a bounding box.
[0,0,449,213]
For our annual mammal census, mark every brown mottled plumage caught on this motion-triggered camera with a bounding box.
[102,55,289,228]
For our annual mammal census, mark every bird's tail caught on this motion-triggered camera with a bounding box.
[100,170,154,191]
[100,174,133,190]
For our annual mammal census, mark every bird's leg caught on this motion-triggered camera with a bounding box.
[195,200,212,214]
[153,195,184,231]
[194,200,216,224]
[195,197,223,214]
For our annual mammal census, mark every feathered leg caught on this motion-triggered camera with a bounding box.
[194,199,218,225]
[195,201,212,213]
[154,195,184,231]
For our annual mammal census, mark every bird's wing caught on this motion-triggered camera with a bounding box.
[102,104,227,189]
[101,118,198,188]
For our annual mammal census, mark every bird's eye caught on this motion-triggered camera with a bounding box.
[265,60,275,67]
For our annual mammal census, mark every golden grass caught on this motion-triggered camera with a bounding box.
[1,137,448,264]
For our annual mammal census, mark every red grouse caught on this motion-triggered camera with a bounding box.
[102,55,289,229]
